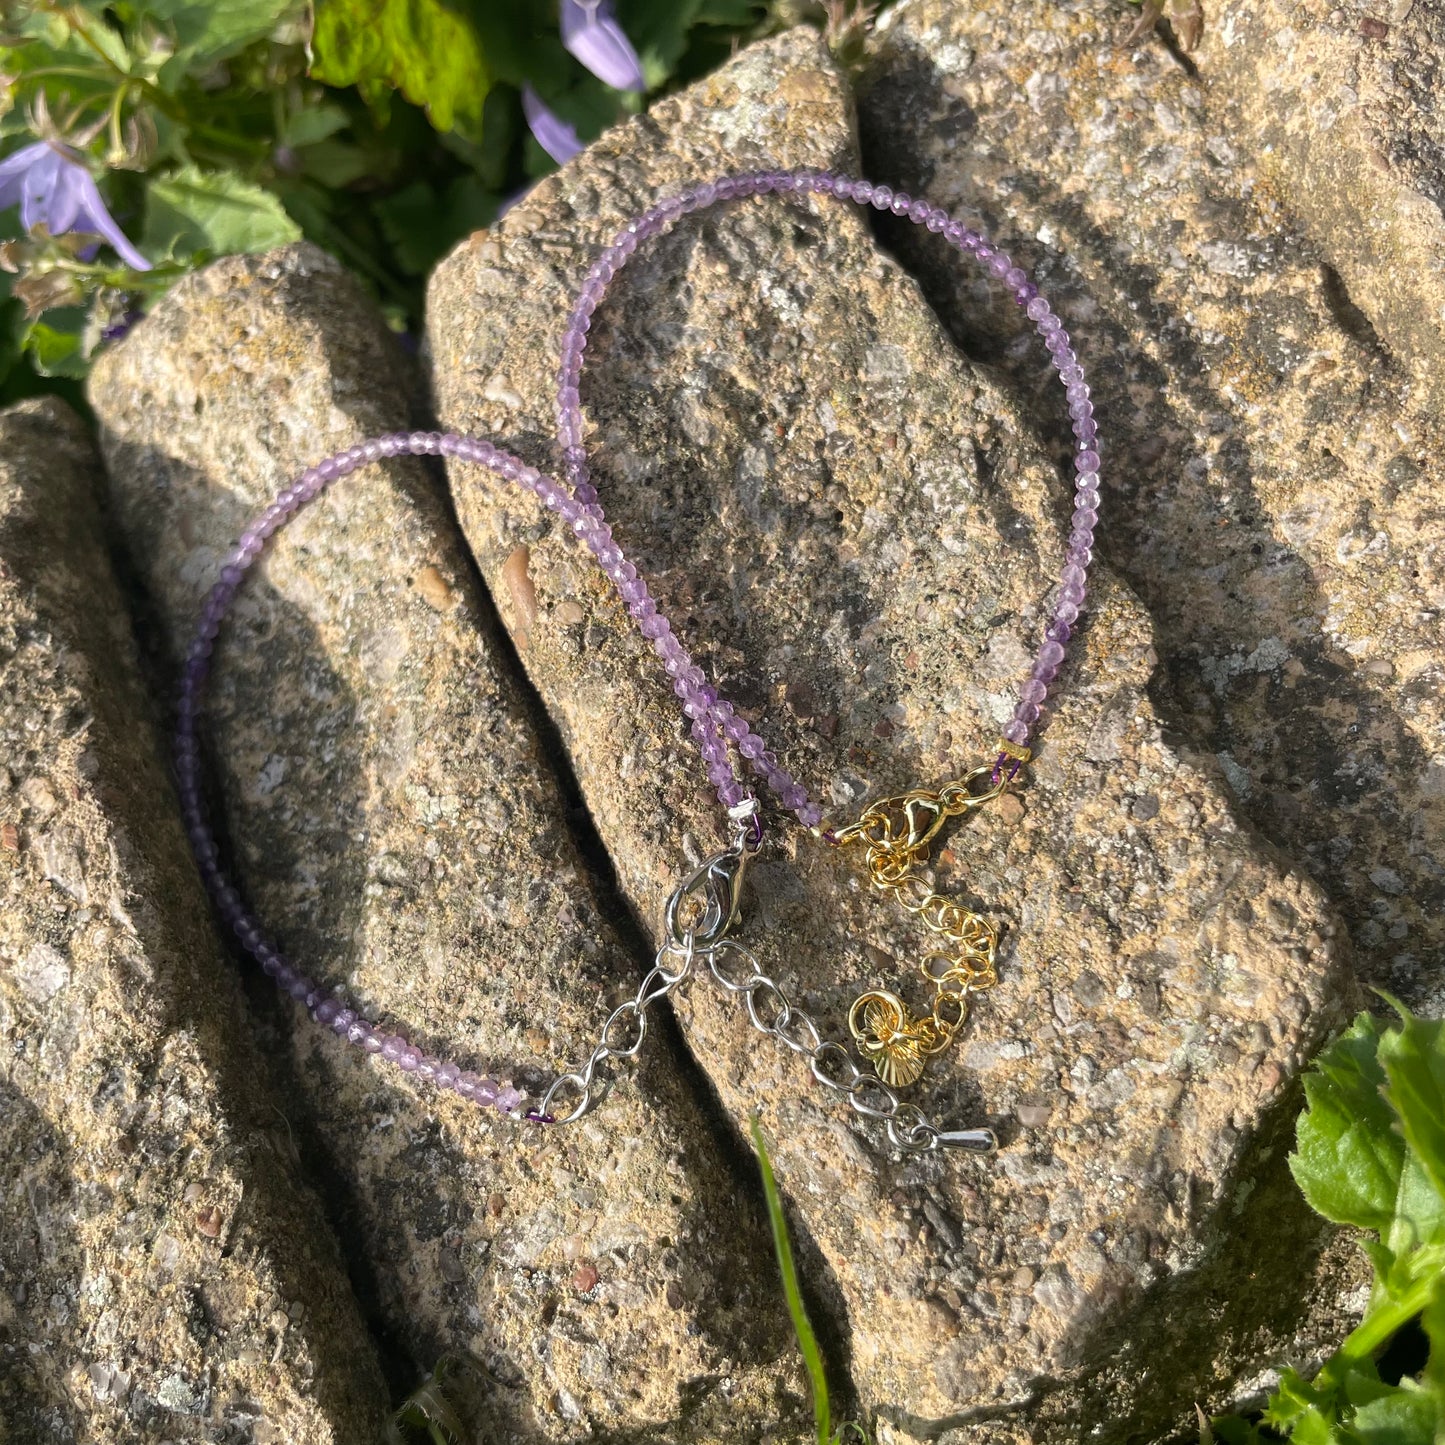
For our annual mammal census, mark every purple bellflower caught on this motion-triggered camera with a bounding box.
[0,140,150,271]
[561,0,645,92]
[522,86,584,165]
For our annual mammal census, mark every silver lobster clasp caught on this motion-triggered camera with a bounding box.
[663,800,761,950]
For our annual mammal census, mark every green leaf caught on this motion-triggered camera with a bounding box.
[1423,1286,1445,1398]
[131,0,299,71]
[279,104,351,149]
[466,0,569,90]
[1389,1155,1445,1256]
[1291,1014,1406,1233]
[372,175,497,277]
[617,0,707,83]
[310,0,491,141]
[1379,1006,1445,1206]
[1267,1367,1334,1431]
[73,9,133,72]
[24,315,87,379]
[295,140,371,189]
[1209,1417,1266,1445]
[751,1114,832,1445]
[143,167,301,259]
[1348,1380,1442,1445]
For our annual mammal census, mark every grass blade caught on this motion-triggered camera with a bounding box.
[751,1113,832,1445]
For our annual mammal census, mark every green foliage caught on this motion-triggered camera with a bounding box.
[142,165,301,257]
[1211,1005,1445,1445]
[0,0,818,406]
[386,1355,468,1445]
[1290,1013,1404,1234]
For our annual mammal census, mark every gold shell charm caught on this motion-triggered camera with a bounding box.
[848,990,937,1088]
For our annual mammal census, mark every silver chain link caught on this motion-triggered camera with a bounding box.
[539,810,996,1154]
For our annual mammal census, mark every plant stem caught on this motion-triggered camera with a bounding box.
[1337,1273,1440,1368]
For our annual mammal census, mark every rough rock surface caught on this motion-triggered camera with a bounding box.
[858,0,1445,1013]
[89,250,801,1440]
[428,27,1355,1441]
[1199,0,1445,413]
[0,399,389,1443]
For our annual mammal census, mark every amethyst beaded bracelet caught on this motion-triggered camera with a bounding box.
[173,168,1102,1131]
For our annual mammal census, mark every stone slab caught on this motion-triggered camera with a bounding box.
[1200,0,1445,414]
[0,398,390,1444]
[859,0,1445,1010]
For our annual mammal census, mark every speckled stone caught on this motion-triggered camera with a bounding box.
[857,0,1445,1012]
[0,399,389,1444]
[1200,0,1445,413]
[89,249,800,1440]
[427,26,1355,1439]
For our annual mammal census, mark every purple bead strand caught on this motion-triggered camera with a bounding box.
[553,168,1102,792]
[174,428,685,1119]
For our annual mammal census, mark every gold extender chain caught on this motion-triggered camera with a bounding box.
[827,744,1028,1087]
